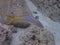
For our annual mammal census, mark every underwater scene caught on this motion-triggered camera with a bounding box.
[0,0,60,45]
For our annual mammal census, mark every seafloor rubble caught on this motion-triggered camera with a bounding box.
[0,23,12,45]
[0,23,17,45]
[18,24,55,45]
[0,20,55,45]
[31,0,60,23]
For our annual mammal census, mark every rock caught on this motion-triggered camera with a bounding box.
[31,0,60,23]
[19,24,55,45]
[0,23,12,45]
[33,11,37,14]
[35,16,39,20]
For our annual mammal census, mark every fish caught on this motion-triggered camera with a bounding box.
[7,16,43,28]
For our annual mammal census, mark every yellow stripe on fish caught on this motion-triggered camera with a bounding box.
[7,16,26,25]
